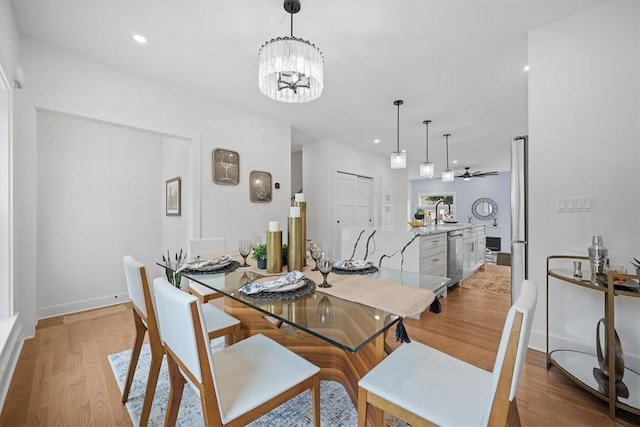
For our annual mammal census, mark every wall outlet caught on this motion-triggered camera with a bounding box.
[556,196,595,213]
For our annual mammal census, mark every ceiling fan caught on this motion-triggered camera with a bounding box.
[457,167,498,180]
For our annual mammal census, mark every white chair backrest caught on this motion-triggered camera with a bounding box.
[123,256,147,318]
[153,277,213,384]
[483,279,537,424]
[188,237,227,258]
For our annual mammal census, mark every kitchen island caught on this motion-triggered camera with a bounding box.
[339,224,486,289]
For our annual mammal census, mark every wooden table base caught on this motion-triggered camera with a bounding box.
[223,297,385,425]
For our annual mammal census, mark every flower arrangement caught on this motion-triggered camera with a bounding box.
[162,249,185,288]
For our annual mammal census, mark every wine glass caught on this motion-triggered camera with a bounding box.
[238,239,251,267]
[309,242,322,271]
[220,152,232,181]
[317,250,334,288]
[251,235,262,250]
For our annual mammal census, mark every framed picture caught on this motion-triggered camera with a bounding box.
[212,148,240,185]
[166,177,181,216]
[249,170,272,203]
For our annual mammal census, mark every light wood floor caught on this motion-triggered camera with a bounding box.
[1,285,638,426]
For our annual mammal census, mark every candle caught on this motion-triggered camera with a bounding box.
[295,193,305,202]
[268,221,280,232]
[290,206,301,218]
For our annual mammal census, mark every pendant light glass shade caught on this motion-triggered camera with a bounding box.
[420,162,435,177]
[258,0,324,103]
[442,133,454,182]
[390,100,406,169]
[419,119,434,177]
[391,151,407,169]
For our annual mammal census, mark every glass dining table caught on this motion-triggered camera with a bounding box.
[158,257,449,424]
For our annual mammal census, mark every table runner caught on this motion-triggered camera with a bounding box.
[303,270,435,318]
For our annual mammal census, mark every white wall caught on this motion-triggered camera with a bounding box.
[13,38,292,337]
[36,112,175,317]
[160,136,190,258]
[302,139,408,253]
[529,1,640,368]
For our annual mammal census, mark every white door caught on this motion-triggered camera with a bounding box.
[334,172,373,253]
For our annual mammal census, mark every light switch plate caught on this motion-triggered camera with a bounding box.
[557,196,595,213]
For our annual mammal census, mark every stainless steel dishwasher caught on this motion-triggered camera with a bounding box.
[447,230,464,286]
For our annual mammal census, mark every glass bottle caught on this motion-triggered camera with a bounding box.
[588,235,608,277]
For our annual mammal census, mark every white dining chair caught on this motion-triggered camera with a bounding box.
[357,279,538,427]
[152,276,321,426]
[122,256,241,426]
[187,237,227,303]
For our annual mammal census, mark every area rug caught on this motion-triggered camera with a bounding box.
[109,338,407,426]
[460,264,511,296]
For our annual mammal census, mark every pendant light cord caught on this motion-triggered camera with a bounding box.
[424,120,431,162]
[290,11,294,36]
[444,133,451,169]
[397,104,400,152]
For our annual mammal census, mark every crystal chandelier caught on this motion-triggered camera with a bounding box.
[441,133,455,182]
[258,0,324,103]
[390,100,406,169]
[420,120,434,177]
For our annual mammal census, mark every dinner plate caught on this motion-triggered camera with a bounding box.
[252,276,307,292]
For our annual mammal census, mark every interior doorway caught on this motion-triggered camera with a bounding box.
[333,171,373,253]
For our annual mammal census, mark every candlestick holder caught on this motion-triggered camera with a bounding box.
[288,216,304,271]
[267,230,283,273]
[294,200,307,266]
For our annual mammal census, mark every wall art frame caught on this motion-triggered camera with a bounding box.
[212,148,240,185]
[249,170,272,203]
[166,177,181,216]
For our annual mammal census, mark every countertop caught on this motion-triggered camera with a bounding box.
[352,223,485,235]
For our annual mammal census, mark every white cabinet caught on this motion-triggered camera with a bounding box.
[462,226,485,278]
[476,228,486,267]
[420,233,447,277]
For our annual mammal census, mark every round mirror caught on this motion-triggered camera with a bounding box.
[472,198,498,220]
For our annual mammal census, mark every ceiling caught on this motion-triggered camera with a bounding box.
[10,0,602,178]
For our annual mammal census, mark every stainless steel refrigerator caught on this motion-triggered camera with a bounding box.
[510,135,528,304]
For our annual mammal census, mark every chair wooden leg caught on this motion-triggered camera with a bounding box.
[122,311,146,403]
[507,398,521,427]
[311,375,320,427]
[165,354,186,427]
[357,387,368,427]
[139,342,164,426]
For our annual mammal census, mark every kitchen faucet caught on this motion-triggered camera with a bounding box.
[434,199,451,225]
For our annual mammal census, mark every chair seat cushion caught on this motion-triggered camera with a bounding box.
[359,341,492,426]
[212,334,319,424]
[200,303,240,332]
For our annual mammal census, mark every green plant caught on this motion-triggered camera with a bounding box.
[162,249,185,288]
[415,207,425,215]
[251,243,267,260]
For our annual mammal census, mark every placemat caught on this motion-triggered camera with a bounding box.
[179,260,240,275]
[331,265,379,275]
[238,278,316,302]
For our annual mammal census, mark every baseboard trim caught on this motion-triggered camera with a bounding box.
[0,314,23,413]
[36,293,130,321]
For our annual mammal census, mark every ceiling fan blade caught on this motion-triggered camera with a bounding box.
[472,171,498,176]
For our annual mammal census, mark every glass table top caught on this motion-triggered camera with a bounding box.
[159,260,449,354]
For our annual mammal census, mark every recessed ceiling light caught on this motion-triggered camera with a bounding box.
[523,65,530,71]
[452,160,458,164]
[133,34,147,44]
[374,139,380,144]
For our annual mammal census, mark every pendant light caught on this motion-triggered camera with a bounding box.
[390,100,406,169]
[258,0,324,103]
[419,120,434,177]
[441,133,455,182]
